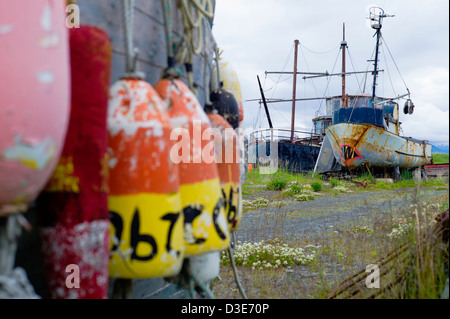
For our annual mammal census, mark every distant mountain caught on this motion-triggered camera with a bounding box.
[431,144,449,154]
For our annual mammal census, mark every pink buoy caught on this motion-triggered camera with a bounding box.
[0,0,71,215]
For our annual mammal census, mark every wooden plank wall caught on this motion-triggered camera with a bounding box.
[76,0,217,107]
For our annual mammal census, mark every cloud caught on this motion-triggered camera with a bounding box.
[212,0,449,143]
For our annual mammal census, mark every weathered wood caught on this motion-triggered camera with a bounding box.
[76,0,216,107]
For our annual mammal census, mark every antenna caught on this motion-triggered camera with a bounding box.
[368,7,394,107]
[368,7,394,30]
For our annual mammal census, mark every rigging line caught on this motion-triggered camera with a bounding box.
[347,48,370,108]
[299,46,319,98]
[266,73,293,84]
[253,103,262,130]
[314,45,341,114]
[362,45,377,94]
[267,43,294,100]
[271,103,290,124]
[381,44,398,97]
[299,42,340,54]
[382,35,410,94]
[347,48,364,96]
[298,45,326,115]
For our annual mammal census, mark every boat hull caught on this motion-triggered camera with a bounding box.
[326,123,432,170]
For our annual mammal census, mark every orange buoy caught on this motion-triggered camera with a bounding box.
[155,78,230,256]
[107,78,184,279]
[35,25,112,299]
[206,112,242,232]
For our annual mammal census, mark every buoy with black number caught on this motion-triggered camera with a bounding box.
[107,78,184,279]
[0,0,70,216]
[107,0,184,279]
[205,110,242,233]
[35,25,112,299]
[155,78,230,257]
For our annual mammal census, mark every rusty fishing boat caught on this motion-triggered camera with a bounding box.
[314,7,432,176]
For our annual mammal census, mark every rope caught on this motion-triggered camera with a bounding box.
[227,246,248,299]
[177,0,214,94]
[162,0,182,78]
[214,45,222,88]
[121,0,144,79]
[382,36,410,96]
[0,214,40,298]
[381,44,398,98]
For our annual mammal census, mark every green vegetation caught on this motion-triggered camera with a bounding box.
[213,167,449,299]
[432,153,449,164]
[310,181,323,192]
[266,175,288,191]
[283,183,303,196]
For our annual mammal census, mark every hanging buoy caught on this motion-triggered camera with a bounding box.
[0,0,70,216]
[206,112,242,233]
[106,0,185,280]
[209,89,240,130]
[211,57,244,124]
[155,78,230,257]
[35,26,111,299]
[107,78,185,279]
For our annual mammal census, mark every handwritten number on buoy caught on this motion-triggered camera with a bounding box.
[213,198,227,240]
[130,208,157,261]
[183,205,207,244]
[222,186,239,224]
[110,211,123,253]
[110,208,182,262]
[161,212,181,256]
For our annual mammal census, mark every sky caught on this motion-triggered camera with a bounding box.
[211,0,449,145]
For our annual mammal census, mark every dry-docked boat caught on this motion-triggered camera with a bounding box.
[315,7,432,175]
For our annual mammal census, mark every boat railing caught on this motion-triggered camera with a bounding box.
[249,128,322,145]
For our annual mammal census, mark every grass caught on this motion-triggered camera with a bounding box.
[212,168,449,299]
[432,153,449,164]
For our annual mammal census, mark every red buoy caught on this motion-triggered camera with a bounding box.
[36,26,112,299]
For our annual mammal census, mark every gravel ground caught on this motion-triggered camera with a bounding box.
[212,185,448,299]
[234,187,447,244]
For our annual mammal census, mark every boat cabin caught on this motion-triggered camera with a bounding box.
[312,115,332,136]
[326,95,401,135]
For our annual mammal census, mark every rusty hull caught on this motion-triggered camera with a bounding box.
[326,123,432,170]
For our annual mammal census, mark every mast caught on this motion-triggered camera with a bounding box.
[369,7,394,107]
[290,39,299,141]
[257,75,273,129]
[371,26,381,107]
[341,23,347,107]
